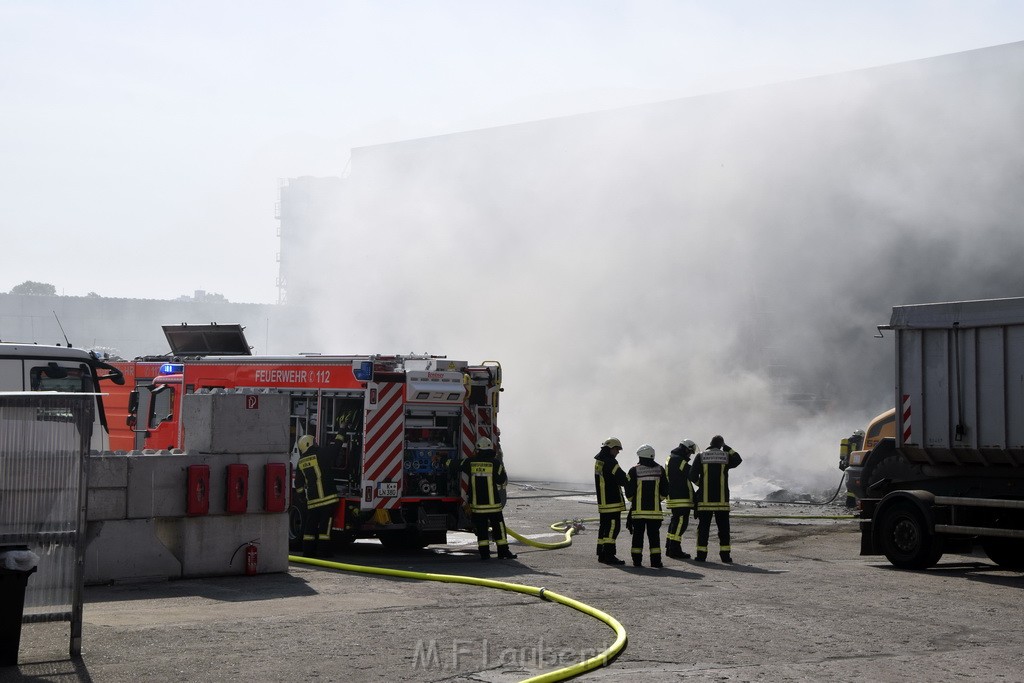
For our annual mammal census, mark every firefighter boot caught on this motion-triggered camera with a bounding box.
[479,546,491,561]
[650,553,664,569]
[671,542,692,560]
[497,546,518,560]
[665,540,683,559]
[600,547,625,565]
[720,552,733,564]
[695,552,707,562]
[631,551,643,568]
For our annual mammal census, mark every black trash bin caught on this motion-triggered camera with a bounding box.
[0,546,38,667]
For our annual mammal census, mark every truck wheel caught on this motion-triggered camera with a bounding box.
[288,503,305,552]
[981,538,1024,570]
[878,501,943,569]
[862,443,923,498]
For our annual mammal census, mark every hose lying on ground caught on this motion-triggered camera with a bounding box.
[506,519,586,549]
[289,554,627,683]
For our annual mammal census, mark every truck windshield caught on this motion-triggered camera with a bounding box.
[29,364,93,392]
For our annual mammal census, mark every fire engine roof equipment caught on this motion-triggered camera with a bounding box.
[162,323,252,357]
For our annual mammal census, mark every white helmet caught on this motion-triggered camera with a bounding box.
[636,444,656,459]
[602,437,623,449]
[297,435,315,454]
[681,439,697,453]
[475,436,494,450]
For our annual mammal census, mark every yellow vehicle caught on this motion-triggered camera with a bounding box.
[843,407,896,502]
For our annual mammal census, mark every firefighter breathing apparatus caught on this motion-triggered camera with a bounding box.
[289,553,627,683]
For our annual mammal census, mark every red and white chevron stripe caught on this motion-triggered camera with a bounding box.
[361,382,405,509]
[902,394,912,443]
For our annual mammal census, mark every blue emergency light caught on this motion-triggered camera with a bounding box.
[353,361,373,381]
[159,363,184,375]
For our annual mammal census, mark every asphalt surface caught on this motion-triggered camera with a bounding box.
[8,482,1024,682]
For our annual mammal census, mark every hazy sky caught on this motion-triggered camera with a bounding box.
[3,1,1023,304]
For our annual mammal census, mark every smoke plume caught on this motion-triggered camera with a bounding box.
[288,43,1024,494]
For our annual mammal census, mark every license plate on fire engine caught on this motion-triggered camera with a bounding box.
[376,481,398,497]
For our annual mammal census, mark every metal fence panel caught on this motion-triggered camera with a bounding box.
[0,393,92,658]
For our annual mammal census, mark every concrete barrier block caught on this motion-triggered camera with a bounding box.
[157,514,289,577]
[87,488,127,521]
[89,455,128,487]
[84,519,182,584]
[182,393,290,454]
[126,454,194,518]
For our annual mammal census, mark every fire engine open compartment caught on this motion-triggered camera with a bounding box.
[403,407,461,498]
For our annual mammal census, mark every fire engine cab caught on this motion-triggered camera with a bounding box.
[104,324,503,550]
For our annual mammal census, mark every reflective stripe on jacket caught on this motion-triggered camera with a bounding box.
[460,452,507,514]
[689,447,742,511]
[665,455,694,509]
[298,448,339,509]
[625,460,668,520]
[594,454,628,513]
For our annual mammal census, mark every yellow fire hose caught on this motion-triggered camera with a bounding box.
[289,554,628,683]
[287,499,851,679]
[506,519,586,549]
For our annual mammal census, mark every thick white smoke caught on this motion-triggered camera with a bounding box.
[288,44,1024,494]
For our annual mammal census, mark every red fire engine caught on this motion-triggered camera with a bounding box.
[104,324,503,550]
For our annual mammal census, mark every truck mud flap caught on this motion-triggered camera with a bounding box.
[859,520,878,555]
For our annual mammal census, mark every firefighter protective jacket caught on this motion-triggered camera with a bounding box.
[665,450,695,509]
[297,446,339,509]
[689,446,742,511]
[625,457,668,520]
[594,450,628,513]
[460,450,507,514]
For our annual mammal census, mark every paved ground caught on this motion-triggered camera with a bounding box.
[8,482,1024,682]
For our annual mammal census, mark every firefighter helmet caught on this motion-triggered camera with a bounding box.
[636,444,656,459]
[297,435,315,454]
[853,429,865,438]
[475,436,494,450]
[602,437,623,449]
[681,439,696,453]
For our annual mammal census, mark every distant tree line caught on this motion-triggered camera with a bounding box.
[10,280,56,295]
[8,280,227,301]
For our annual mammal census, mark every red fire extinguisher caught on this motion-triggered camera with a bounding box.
[233,540,259,576]
[245,542,258,576]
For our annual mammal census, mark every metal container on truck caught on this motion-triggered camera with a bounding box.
[856,297,1024,570]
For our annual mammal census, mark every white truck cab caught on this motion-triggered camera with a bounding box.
[0,342,124,451]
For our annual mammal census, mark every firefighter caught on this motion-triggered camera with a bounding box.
[689,435,742,563]
[625,444,669,568]
[295,434,340,557]
[665,439,697,559]
[839,429,865,508]
[460,437,517,560]
[593,437,628,565]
